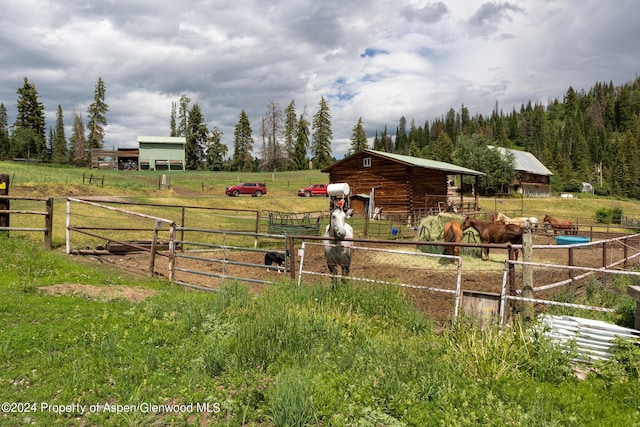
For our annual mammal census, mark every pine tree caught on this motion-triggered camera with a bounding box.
[185,103,208,170]
[292,112,310,170]
[283,100,297,170]
[13,77,47,159]
[232,110,254,172]
[349,117,368,154]
[0,103,9,160]
[170,102,177,137]
[177,94,190,137]
[310,96,333,169]
[87,77,109,152]
[69,111,88,166]
[51,105,67,164]
[430,130,454,163]
[205,127,228,171]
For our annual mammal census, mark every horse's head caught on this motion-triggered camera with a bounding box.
[329,206,348,240]
[543,214,551,223]
[462,215,472,230]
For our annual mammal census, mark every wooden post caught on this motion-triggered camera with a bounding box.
[0,174,9,236]
[602,241,607,287]
[627,286,640,330]
[568,247,574,283]
[148,221,162,277]
[44,197,53,249]
[522,233,534,320]
[508,246,516,300]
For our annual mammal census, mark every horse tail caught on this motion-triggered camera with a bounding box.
[444,221,462,256]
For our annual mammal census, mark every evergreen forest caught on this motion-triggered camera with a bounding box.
[1,76,639,199]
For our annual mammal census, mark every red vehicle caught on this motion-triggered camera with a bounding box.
[297,184,328,197]
[225,182,267,197]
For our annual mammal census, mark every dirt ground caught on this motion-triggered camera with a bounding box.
[40,283,157,302]
[80,231,640,324]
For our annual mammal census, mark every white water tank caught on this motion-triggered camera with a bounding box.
[327,183,350,196]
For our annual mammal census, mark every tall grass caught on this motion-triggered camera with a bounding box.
[1,236,640,426]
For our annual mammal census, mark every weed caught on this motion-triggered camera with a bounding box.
[268,368,315,427]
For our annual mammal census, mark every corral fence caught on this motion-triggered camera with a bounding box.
[0,195,54,249]
[65,198,290,287]
[62,197,640,326]
[499,233,640,324]
[297,240,464,321]
[0,174,54,248]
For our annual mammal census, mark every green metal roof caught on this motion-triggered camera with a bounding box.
[326,149,485,176]
[137,136,186,145]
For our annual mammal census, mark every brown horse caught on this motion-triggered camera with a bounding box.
[462,216,524,261]
[543,214,574,235]
[443,220,463,257]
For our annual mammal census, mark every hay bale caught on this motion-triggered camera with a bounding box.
[417,213,464,242]
[417,213,482,257]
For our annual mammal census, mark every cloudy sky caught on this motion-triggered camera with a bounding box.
[1,0,638,158]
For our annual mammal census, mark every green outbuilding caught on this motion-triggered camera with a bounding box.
[137,136,186,171]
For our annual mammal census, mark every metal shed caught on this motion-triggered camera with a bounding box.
[137,136,186,171]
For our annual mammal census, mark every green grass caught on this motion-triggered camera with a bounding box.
[1,236,639,426]
[2,162,640,425]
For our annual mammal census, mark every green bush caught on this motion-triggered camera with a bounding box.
[594,183,611,196]
[563,179,582,193]
[612,207,623,224]
[595,207,613,224]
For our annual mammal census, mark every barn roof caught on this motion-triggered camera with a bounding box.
[322,149,485,176]
[490,146,553,176]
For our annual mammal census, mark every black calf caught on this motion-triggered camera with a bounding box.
[265,249,290,272]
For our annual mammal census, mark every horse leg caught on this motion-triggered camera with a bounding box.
[328,263,339,288]
[340,264,350,284]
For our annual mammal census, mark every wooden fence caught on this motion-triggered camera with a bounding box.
[0,195,54,249]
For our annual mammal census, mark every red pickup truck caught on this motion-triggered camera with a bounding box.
[297,184,328,197]
[225,182,267,197]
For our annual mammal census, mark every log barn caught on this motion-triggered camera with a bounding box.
[322,150,484,221]
[491,146,553,197]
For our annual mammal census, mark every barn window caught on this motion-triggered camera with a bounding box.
[363,157,371,167]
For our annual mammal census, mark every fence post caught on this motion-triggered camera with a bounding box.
[149,221,162,277]
[522,233,534,320]
[44,197,53,249]
[602,241,607,287]
[0,174,9,236]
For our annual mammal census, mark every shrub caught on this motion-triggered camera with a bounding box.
[563,180,582,193]
[595,207,613,224]
[594,184,611,196]
[612,207,623,224]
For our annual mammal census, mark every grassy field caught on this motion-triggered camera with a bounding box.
[1,162,640,426]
